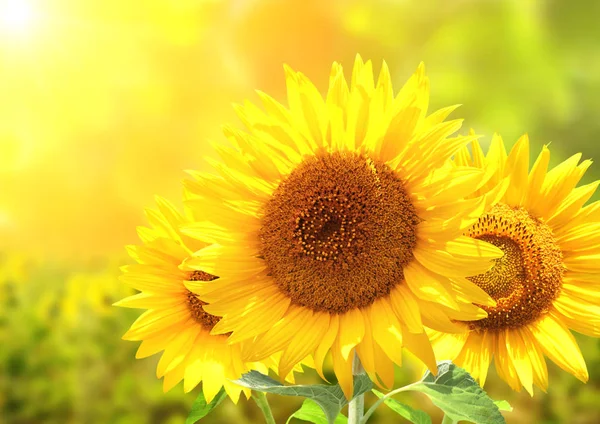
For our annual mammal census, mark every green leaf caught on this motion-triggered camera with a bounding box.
[372,389,431,424]
[494,400,513,412]
[405,361,506,424]
[186,388,228,424]
[286,399,348,424]
[234,370,373,424]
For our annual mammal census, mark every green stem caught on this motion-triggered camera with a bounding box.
[251,391,276,424]
[348,353,365,424]
[360,382,420,424]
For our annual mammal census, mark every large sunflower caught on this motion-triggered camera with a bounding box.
[116,197,280,403]
[430,134,600,394]
[181,56,504,398]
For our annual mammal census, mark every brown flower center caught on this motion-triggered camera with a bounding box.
[260,151,420,314]
[186,270,220,330]
[466,203,563,330]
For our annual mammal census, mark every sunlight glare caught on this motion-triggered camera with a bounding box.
[0,0,38,37]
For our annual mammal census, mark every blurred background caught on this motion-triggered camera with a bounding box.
[1,0,599,422]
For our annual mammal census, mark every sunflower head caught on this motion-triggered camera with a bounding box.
[180,55,509,399]
[466,202,564,330]
[259,149,421,313]
[431,134,600,394]
[115,196,286,403]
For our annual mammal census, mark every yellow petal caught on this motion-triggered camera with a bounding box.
[314,314,340,382]
[430,331,469,362]
[156,327,200,378]
[205,157,276,201]
[547,181,600,227]
[413,166,483,208]
[355,318,376,375]
[279,312,328,377]
[503,134,530,207]
[115,292,184,309]
[553,292,600,321]
[485,133,508,185]
[331,338,354,400]
[557,222,600,252]
[413,237,501,279]
[564,254,600,273]
[453,144,472,167]
[199,355,228,402]
[450,278,496,307]
[388,284,423,333]
[210,294,290,344]
[136,334,173,359]
[123,306,190,340]
[423,104,460,128]
[505,329,533,395]
[530,313,588,382]
[403,260,458,310]
[222,380,244,405]
[372,341,396,390]
[524,145,550,209]
[493,331,522,392]
[163,360,186,392]
[337,308,365,361]
[554,201,600,237]
[455,330,492,387]
[245,306,307,361]
[181,342,206,392]
[368,298,403,365]
[519,326,549,391]
[470,139,486,168]
[420,301,467,333]
[401,324,436,373]
[533,154,591,219]
[182,244,266,277]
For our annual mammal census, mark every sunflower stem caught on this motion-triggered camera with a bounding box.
[251,391,276,424]
[348,353,365,424]
[360,381,421,424]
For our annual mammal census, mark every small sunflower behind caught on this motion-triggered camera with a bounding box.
[431,134,600,394]
[180,55,507,399]
[116,196,282,403]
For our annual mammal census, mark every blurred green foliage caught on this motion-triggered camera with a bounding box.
[3,0,600,423]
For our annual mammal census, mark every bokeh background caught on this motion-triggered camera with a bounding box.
[2,0,600,423]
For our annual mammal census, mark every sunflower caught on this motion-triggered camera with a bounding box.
[430,134,600,394]
[181,56,504,399]
[116,196,282,403]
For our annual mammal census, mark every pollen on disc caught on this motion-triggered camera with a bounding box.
[466,203,564,331]
[259,151,420,314]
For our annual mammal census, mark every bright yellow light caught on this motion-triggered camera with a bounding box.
[0,0,37,37]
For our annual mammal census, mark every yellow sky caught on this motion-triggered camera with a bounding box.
[0,0,350,258]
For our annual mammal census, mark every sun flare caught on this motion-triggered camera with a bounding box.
[0,0,38,38]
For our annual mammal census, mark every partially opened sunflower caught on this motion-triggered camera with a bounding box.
[430,134,600,394]
[181,56,505,398]
[116,197,285,403]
